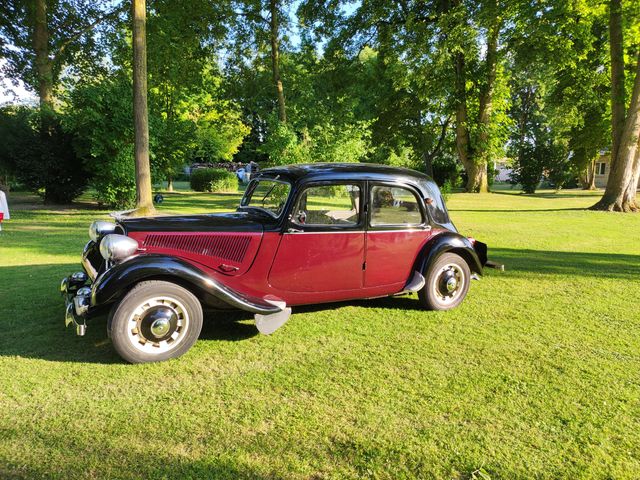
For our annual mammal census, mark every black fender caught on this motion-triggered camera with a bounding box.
[91,254,282,315]
[414,232,485,276]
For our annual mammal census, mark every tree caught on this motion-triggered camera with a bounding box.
[131,0,154,215]
[0,0,124,110]
[269,0,287,122]
[0,106,89,202]
[230,0,289,123]
[591,0,640,212]
[299,0,512,191]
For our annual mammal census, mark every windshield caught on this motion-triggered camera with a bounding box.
[239,177,291,218]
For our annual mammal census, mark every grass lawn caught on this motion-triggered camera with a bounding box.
[1,187,639,479]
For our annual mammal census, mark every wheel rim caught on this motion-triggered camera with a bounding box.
[126,296,190,354]
[431,263,466,305]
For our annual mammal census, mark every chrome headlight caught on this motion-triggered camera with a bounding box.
[99,234,139,262]
[89,221,116,242]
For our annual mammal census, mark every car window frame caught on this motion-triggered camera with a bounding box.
[367,181,429,231]
[239,176,292,219]
[287,181,365,232]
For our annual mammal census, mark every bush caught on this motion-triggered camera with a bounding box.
[0,107,89,203]
[190,168,238,192]
[64,76,137,208]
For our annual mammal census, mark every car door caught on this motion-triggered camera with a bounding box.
[364,183,433,288]
[268,182,365,293]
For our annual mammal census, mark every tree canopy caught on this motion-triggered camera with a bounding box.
[1,0,639,209]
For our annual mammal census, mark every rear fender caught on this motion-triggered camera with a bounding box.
[414,232,484,276]
[91,254,282,315]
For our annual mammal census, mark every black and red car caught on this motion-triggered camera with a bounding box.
[61,163,495,363]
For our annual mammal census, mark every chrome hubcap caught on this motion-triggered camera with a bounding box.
[432,263,465,305]
[150,317,171,337]
[126,297,189,354]
[446,276,458,292]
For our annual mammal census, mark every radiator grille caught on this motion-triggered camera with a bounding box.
[143,234,252,263]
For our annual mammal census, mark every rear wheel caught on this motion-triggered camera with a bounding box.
[109,280,203,363]
[418,252,470,310]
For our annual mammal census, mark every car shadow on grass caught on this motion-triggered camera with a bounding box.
[0,265,260,364]
[490,248,640,279]
[0,439,286,480]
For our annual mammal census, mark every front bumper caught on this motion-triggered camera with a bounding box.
[61,272,92,336]
[61,240,106,336]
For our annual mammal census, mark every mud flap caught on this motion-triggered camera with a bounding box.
[255,300,291,335]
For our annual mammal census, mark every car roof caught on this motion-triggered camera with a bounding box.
[258,163,435,192]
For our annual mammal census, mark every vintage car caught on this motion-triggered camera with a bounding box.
[61,163,496,363]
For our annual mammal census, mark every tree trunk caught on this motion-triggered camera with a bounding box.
[622,139,640,207]
[453,52,488,193]
[422,152,435,178]
[466,162,489,193]
[131,0,154,216]
[609,0,626,167]
[454,53,471,181]
[269,0,287,123]
[475,12,499,189]
[592,54,640,212]
[33,0,53,111]
[582,158,596,190]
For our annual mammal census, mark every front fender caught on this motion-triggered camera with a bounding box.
[415,232,484,275]
[91,254,282,315]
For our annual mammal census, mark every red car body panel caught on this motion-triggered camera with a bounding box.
[269,232,365,292]
[364,230,435,287]
[125,230,415,306]
[127,231,264,277]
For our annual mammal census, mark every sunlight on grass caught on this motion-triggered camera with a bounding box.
[0,188,639,479]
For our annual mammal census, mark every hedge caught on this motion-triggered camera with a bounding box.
[190,168,238,193]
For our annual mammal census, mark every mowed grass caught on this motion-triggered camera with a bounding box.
[0,187,639,479]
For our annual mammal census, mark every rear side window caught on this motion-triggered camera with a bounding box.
[421,180,449,224]
[293,185,361,226]
[370,186,423,226]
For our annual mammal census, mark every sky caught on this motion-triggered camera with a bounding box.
[0,59,37,105]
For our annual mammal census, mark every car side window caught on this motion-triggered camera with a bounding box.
[293,185,361,226]
[370,186,423,226]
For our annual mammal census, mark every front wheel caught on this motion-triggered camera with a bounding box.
[109,280,203,364]
[418,252,471,311]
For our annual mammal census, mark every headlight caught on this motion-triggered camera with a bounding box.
[99,234,139,262]
[89,221,116,242]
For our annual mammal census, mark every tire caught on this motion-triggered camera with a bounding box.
[418,252,471,311]
[109,280,203,364]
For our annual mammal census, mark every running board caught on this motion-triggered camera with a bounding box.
[255,300,292,335]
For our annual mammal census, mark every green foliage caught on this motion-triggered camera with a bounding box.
[261,121,310,165]
[439,179,453,204]
[0,107,89,203]
[64,75,137,208]
[190,168,238,193]
[0,0,123,96]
